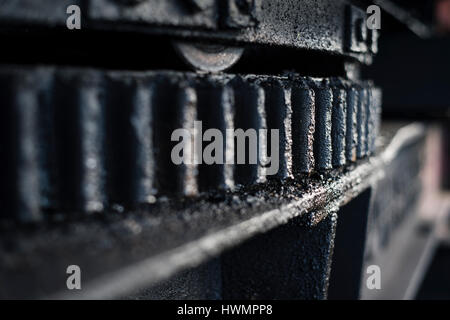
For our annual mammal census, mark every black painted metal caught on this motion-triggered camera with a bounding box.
[0,123,426,299]
[0,66,381,224]
[328,189,371,299]
[0,0,443,301]
[222,213,337,299]
[0,0,377,63]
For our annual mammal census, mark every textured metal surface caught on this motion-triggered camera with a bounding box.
[360,125,442,299]
[0,122,424,299]
[0,66,381,224]
[328,189,372,299]
[0,0,446,303]
[221,212,338,299]
[0,0,377,63]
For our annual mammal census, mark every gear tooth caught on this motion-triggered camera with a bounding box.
[221,85,236,190]
[0,67,382,223]
[130,77,158,204]
[313,85,333,171]
[363,86,371,158]
[53,70,107,214]
[371,88,383,154]
[103,73,158,207]
[178,84,199,197]
[0,70,42,222]
[368,87,382,155]
[292,84,316,174]
[231,76,267,186]
[76,71,107,213]
[332,88,347,168]
[152,76,199,197]
[36,69,58,212]
[255,80,268,184]
[356,87,367,159]
[196,76,235,192]
[261,79,293,180]
[345,87,358,162]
